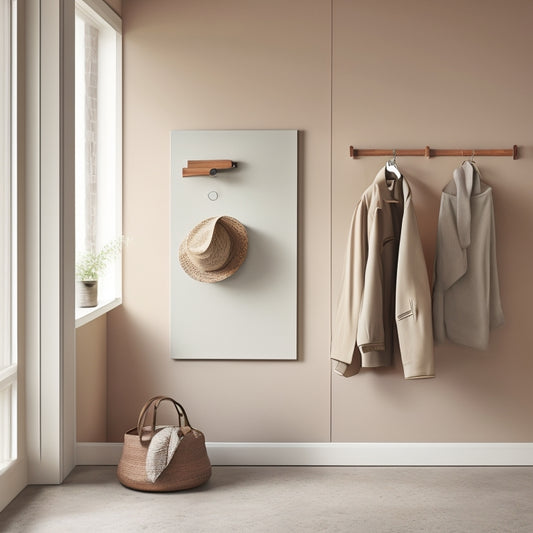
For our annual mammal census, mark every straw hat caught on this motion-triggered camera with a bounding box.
[179,216,248,283]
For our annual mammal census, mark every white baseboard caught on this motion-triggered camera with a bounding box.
[76,442,533,467]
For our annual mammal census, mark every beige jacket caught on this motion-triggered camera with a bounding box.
[331,167,435,379]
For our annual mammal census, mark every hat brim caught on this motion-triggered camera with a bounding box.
[179,216,248,283]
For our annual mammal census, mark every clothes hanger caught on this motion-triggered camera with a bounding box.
[386,149,402,179]
[461,150,476,167]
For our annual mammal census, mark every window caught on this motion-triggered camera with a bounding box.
[75,0,122,326]
[0,0,16,470]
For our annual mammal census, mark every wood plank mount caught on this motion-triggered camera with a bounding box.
[182,159,238,177]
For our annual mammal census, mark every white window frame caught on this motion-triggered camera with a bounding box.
[23,0,77,484]
[1,0,122,500]
[74,0,122,328]
[0,0,27,512]
[0,0,15,470]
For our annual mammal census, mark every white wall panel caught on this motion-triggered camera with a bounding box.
[170,130,298,360]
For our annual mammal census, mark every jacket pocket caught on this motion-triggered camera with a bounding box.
[397,299,416,321]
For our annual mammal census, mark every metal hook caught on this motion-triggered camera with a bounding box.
[387,149,398,168]
[386,149,401,179]
[470,150,476,163]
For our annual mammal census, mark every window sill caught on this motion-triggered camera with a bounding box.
[75,297,122,328]
[0,460,13,476]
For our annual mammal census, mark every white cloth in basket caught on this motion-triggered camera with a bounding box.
[146,427,183,483]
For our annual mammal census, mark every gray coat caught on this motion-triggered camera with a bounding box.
[432,161,504,349]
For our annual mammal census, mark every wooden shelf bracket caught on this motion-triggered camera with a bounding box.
[182,159,238,177]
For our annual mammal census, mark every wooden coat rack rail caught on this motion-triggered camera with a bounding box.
[349,145,518,160]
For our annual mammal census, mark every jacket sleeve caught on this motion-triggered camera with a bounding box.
[330,199,368,376]
[356,206,385,353]
[488,200,504,329]
[396,201,435,379]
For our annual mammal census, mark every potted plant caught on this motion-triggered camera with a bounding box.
[76,236,124,308]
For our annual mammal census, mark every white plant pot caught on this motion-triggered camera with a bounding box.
[76,280,98,308]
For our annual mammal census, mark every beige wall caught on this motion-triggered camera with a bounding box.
[102,0,533,443]
[331,0,533,442]
[76,315,107,441]
[106,0,332,442]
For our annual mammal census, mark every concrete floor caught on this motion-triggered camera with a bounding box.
[1,465,533,532]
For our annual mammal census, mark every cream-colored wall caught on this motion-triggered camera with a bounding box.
[331,0,533,442]
[103,0,533,443]
[106,0,332,442]
[76,315,107,441]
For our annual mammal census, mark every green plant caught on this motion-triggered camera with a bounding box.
[76,236,124,281]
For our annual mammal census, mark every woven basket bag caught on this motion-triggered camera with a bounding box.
[117,396,212,492]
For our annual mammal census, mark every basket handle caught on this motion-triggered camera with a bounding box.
[136,396,191,443]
